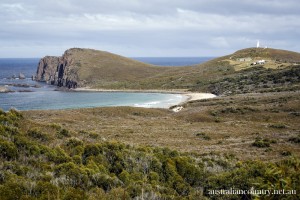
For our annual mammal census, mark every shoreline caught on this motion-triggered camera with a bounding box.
[73,87,217,107]
[1,85,217,111]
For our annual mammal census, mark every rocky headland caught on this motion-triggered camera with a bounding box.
[34,48,162,89]
[35,47,300,95]
[35,53,78,89]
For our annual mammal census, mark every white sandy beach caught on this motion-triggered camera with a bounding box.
[184,93,217,102]
[74,87,216,101]
[73,87,217,108]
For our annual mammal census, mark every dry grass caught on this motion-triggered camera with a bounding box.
[22,91,300,162]
[66,48,171,86]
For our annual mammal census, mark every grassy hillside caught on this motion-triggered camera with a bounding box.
[79,47,300,93]
[64,48,172,88]
[232,48,300,63]
[40,47,300,93]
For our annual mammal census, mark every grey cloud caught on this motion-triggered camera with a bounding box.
[0,0,299,57]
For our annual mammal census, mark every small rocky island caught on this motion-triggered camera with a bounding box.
[0,86,13,93]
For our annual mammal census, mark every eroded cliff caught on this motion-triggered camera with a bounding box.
[34,48,163,89]
[35,50,79,88]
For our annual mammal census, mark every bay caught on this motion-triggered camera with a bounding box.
[0,57,210,111]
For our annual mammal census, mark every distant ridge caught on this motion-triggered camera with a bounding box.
[35,47,300,93]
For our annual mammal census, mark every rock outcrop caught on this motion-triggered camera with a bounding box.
[35,51,79,89]
[0,86,13,93]
[34,48,159,89]
[19,73,26,79]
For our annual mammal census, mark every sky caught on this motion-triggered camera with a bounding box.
[0,0,299,58]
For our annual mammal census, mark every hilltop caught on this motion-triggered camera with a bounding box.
[35,48,171,89]
[35,47,300,94]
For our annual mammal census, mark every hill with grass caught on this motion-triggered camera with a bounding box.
[35,47,300,93]
[35,48,171,89]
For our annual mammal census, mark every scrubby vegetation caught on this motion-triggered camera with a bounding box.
[0,109,299,199]
[199,65,300,95]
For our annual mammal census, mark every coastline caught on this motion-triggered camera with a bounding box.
[73,87,217,107]
[72,87,187,94]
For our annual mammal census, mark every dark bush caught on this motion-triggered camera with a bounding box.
[27,128,49,142]
[252,138,271,148]
[0,140,18,160]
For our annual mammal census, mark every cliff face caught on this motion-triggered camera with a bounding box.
[35,56,59,83]
[34,48,162,89]
[35,50,79,88]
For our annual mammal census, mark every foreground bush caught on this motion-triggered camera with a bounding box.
[0,110,299,199]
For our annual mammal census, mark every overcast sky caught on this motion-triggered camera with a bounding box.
[0,0,299,58]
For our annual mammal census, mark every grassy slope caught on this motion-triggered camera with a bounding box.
[69,47,300,92]
[66,48,172,88]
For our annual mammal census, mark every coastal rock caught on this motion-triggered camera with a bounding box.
[35,51,79,89]
[35,48,159,89]
[35,56,60,83]
[19,73,26,79]
[0,86,13,93]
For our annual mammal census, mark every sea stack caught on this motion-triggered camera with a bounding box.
[19,73,26,79]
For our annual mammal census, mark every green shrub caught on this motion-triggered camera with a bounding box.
[27,128,49,142]
[58,128,71,138]
[252,137,271,148]
[63,187,87,200]
[47,147,70,164]
[196,132,211,140]
[7,109,23,121]
[89,132,99,139]
[0,179,26,200]
[281,151,292,156]
[289,135,300,144]
[269,123,287,129]
[119,170,130,184]
[66,137,83,148]
[49,123,62,130]
[82,144,101,163]
[0,140,18,160]
[35,181,59,199]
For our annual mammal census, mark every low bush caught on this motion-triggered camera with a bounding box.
[269,123,287,129]
[196,132,211,140]
[252,137,273,148]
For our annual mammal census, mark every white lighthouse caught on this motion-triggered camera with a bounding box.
[256,40,260,48]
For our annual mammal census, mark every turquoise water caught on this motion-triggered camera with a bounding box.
[0,58,197,111]
[0,87,186,111]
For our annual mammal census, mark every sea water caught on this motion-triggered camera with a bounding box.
[0,57,212,111]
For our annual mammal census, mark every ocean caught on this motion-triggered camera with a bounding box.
[0,57,213,111]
